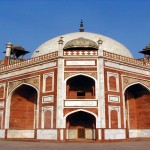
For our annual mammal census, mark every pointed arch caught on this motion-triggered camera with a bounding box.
[66,74,96,99]
[65,73,97,82]
[11,83,39,95]
[64,109,97,119]
[110,110,118,128]
[123,82,150,93]
[109,76,117,91]
[41,106,53,129]
[5,83,39,129]
[65,109,96,140]
[124,82,150,129]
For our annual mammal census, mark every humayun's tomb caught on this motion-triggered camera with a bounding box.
[0,22,149,142]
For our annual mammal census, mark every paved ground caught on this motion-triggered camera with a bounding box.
[0,140,150,150]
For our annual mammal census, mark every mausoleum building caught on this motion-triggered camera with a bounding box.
[0,22,149,142]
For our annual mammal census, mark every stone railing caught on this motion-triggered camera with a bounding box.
[0,51,58,73]
[0,60,4,66]
[103,51,150,67]
[63,50,98,56]
[138,57,150,65]
[9,58,25,65]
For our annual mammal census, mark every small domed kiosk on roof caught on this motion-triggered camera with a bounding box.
[63,37,99,50]
[0,21,149,142]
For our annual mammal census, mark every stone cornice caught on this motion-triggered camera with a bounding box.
[0,51,58,74]
[103,51,150,69]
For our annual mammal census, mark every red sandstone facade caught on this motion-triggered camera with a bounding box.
[0,30,149,142]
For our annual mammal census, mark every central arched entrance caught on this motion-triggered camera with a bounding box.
[66,111,96,140]
[9,84,37,129]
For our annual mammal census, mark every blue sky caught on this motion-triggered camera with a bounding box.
[0,0,150,59]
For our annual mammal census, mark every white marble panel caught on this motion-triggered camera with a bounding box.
[66,60,95,66]
[0,130,5,138]
[85,129,93,139]
[60,129,64,140]
[98,129,102,140]
[0,101,4,108]
[108,95,120,103]
[129,130,137,138]
[37,129,57,140]
[68,129,77,139]
[129,129,150,138]
[105,129,126,140]
[42,96,54,103]
[64,100,97,107]
[7,130,34,138]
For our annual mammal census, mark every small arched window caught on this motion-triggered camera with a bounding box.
[109,76,117,91]
[45,76,53,92]
[43,73,54,92]
[111,110,118,128]
[0,85,4,99]
[44,110,52,129]
[0,111,3,129]
[66,75,95,99]
[42,106,53,129]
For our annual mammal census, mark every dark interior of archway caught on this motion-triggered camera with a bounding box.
[67,75,95,99]
[12,84,37,102]
[9,84,37,129]
[66,111,96,129]
[125,84,150,129]
[125,84,149,99]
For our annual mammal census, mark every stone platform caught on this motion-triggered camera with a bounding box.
[0,140,150,150]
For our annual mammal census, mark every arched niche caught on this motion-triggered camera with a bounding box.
[124,83,150,129]
[66,111,96,140]
[66,75,95,99]
[9,84,37,129]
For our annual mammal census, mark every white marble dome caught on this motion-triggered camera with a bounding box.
[31,32,133,58]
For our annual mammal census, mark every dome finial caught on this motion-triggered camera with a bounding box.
[79,20,84,32]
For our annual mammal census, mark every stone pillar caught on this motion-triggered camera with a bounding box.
[97,39,106,128]
[4,42,12,66]
[58,37,64,55]
[56,37,65,130]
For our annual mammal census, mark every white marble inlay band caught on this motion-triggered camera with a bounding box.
[66,60,95,66]
[105,61,150,76]
[64,100,97,107]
